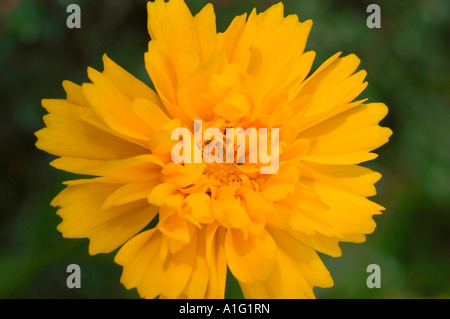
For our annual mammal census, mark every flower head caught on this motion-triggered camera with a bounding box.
[36,0,392,298]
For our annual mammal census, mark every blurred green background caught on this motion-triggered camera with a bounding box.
[0,0,449,299]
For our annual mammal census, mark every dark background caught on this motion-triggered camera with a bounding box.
[0,0,449,298]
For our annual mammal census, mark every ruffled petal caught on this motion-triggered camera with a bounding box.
[240,228,333,298]
[225,229,276,283]
[115,229,197,299]
[53,180,158,255]
[300,103,392,164]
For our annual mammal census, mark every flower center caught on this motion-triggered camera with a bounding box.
[203,163,243,186]
[197,120,265,191]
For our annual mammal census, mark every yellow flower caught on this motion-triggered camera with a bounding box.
[35,0,392,299]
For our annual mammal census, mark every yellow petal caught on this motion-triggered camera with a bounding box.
[205,224,227,298]
[177,51,227,121]
[115,228,197,299]
[263,161,301,188]
[131,98,170,131]
[182,228,210,298]
[261,183,295,202]
[279,138,309,163]
[291,231,342,257]
[225,229,276,283]
[297,53,363,115]
[147,118,183,155]
[53,181,157,255]
[217,11,253,67]
[83,67,154,141]
[148,182,184,208]
[147,0,210,120]
[248,4,313,96]
[289,183,330,213]
[35,99,147,161]
[143,233,197,298]
[184,193,214,224]
[280,184,343,237]
[301,162,382,197]
[240,228,333,298]
[158,210,195,245]
[144,42,179,113]
[102,54,161,106]
[212,187,251,229]
[161,162,205,188]
[147,0,197,52]
[102,180,160,210]
[265,50,316,117]
[193,3,216,62]
[114,229,159,289]
[304,179,384,236]
[50,154,163,182]
[285,53,371,136]
[213,91,252,122]
[62,80,90,107]
[300,103,392,164]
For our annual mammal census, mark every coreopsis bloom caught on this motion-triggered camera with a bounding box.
[36,0,392,299]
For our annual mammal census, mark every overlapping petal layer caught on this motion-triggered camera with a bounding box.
[36,0,392,299]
